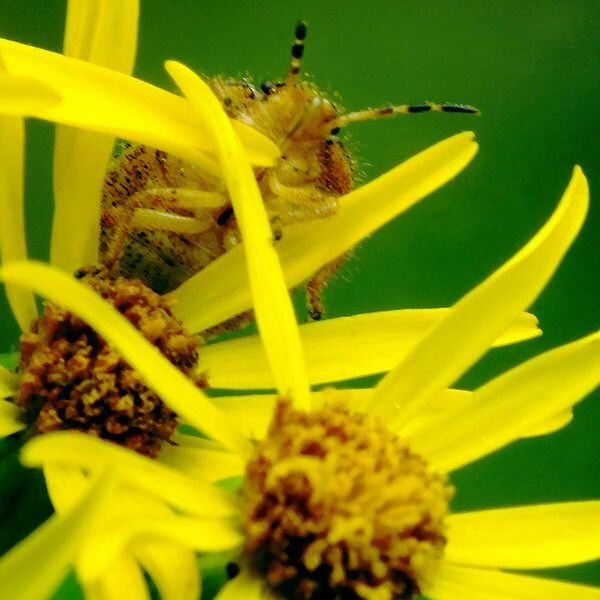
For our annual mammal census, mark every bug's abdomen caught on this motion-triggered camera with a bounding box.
[100,145,229,293]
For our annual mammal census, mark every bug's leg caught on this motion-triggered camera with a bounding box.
[131,209,215,233]
[328,101,479,131]
[269,216,284,244]
[267,173,338,225]
[201,310,255,340]
[212,204,242,251]
[149,188,228,211]
[306,253,348,321]
[286,21,307,85]
[102,188,226,270]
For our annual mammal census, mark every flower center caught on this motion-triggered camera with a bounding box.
[242,396,453,600]
[17,266,204,457]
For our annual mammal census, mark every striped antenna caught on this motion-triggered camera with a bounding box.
[330,101,479,131]
[287,21,307,85]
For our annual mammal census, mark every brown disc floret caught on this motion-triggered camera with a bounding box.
[17,266,204,457]
[242,396,453,600]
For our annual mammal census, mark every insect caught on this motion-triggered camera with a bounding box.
[100,22,478,327]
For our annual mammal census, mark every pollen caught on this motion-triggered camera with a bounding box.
[17,266,204,458]
[242,396,453,600]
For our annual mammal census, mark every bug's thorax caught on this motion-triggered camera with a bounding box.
[210,77,337,142]
[210,77,354,197]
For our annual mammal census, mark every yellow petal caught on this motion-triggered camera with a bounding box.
[403,391,572,441]
[0,37,278,169]
[0,467,115,600]
[520,409,573,438]
[0,105,37,330]
[0,390,18,408]
[374,166,588,429]
[126,516,243,552]
[79,515,242,583]
[199,309,540,389]
[158,433,245,481]
[21,431,237,518]
[82,553,149,600]
[446,501,600,569]
[393,388,570,443]
[410,327,600,472]
[494,311,541,345]
[57,473,171,518]
[395,388,471,434]
[205,389,374,440]
[171,131,478,333]
[0,398,24,436]
[52,0,140,271]
[208,394,279,440]
[166,61,310,409]
[43,463,89,514]
[0,73,62,114]
[0,362,18,391]
[132,539,200,600]
[46,468,164,600]
[215,570,269,600]
[0,260,252,457]
[429,563,600,600]
[62,0,139,68]
[48,460,205,594]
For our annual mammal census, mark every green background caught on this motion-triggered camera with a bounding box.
[0,0,599,596]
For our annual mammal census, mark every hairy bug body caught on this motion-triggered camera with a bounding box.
[100,22,477,326]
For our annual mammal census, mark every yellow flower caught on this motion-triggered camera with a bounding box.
[0,4,502,460]
[0,12,513,452]
[1,65,598,600]
[0,7,497,600]
[0,4,212,599]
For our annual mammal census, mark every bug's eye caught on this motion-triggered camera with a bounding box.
[260,80,274,95]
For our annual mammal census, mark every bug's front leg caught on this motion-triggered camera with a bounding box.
[305,252,348,321]
[102,188,227,270]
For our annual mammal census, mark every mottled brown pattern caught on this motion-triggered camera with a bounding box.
[101,145,226,294]
[242,397,452,600]
[18,267,204,457]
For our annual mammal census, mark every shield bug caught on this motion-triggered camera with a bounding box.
[100,22,478,326]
